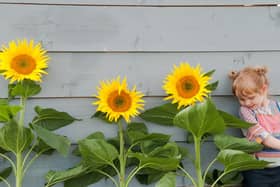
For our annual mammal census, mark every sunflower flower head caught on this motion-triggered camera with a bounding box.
[93,77,145,123]
[0,39,49,83]
[163,62,211,109]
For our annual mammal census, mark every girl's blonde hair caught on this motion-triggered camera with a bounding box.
[228,66,269,97]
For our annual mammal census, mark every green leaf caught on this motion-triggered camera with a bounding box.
[79,139,118,169]
[220,171,243,185]
[128,133,171,145]
[141,140,170,155]
[206,81,219,91]
[135,168,165,185]
[155,172,176,187]
[45,165,88,187]
[174,98,226,138]
[127,122,148,134]
[139,103,180,126]
[32,106,79,131]
[0,120,34,153]
[128,152,180,171]
[126,123,149,144]
[0,105,21,122]
[147,142,180,158]
[205,169,243,186]
[214,134,263,153]
[10,80,41,98]
[32,124,71,156]
[203,69,216,77]
[0,167,12,183]
[64,171,104,187]
[33,138,55,155]
[218,110,253,128]
[91,111,113,124]
[72,132,105,156]
[217,149,270,173]
[0,99,8,105]
[85,132,105,140]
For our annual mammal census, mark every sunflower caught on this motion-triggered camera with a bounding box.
[0,39,49,83]
[163,62,211,108]
[93,77,145,123]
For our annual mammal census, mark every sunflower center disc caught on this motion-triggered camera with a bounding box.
[176,76,200,98]
[108,90,132,112]
[11,55,36,74]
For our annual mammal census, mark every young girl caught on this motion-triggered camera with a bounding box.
[229,66,280,187]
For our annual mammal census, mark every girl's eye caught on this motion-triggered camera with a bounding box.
[248,96,256,100]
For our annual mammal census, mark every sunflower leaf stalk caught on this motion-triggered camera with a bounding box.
[0,39,77,187]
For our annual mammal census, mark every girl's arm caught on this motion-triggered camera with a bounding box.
[239,107,269,143]
[263,135,280,150]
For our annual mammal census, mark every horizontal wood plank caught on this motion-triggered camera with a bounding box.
[0,5,279,51]
[1,51,280,97]
[0,0,278,6]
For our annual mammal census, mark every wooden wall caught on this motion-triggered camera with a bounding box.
[0,1,279,186]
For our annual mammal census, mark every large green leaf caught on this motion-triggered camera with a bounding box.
[46,165,88,187]
[155,172,176,187]
[174,98,226,138]
[147,142,180,158]
[214,134,263,153]
[0,105,21,122]
[0,120,33,153]
[0,167,12,183]
[128,132,171,145]
[79,139,118,169]
[128,153,180,171]
[64,171,104,187]
[33,138,55,155]
[139,103,180,126]
[141,140,170,155]
[127,122,148,134]
[205,169,243,186]
[32,106,79,131]
[218,110,253,128]
[32,124,71,156]
[72,132,105,156]
[217,149,269,173]
[135,168,165,185]
[9,80,41,98]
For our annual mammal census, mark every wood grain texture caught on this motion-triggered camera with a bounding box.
[0,5,279,51]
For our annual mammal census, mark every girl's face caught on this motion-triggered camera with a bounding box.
[237,92,266,109]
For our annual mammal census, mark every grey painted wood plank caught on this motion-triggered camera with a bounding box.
[0,0,278,5]
[11,96,248,142]
[0,5,279,51]
[1,51,280,97]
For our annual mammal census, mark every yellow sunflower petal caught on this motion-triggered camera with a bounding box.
[93,77,145,123]
[163,62,211,108]
[0,39,49,83]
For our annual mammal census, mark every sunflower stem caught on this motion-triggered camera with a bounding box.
[16,95,27,187]
[117,121,126,187]
[194,136,204,187]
